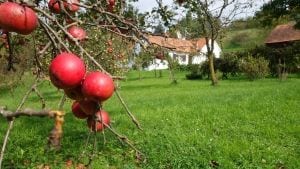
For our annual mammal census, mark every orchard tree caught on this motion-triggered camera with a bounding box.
[174,0,254,85]
[152,0,253,85]
[0,0,147,168]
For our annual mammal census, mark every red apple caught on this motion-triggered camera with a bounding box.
[49,52,85,89]
[0,2,38,35]
[79,99,99,115]
[71,101,89,119]
[87,110,110,132]
[107,0,115,12]
[48,0,79,14]
[67,25,86,41]
[108,0,115,7]
[64,85,84,100]
[107,47,113,53]
[65,0,80,12]
[82,72,115,101]
[48,0,61,13]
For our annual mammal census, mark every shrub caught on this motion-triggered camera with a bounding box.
[239,55,270,80]
[236,43,300,77]
[185,64,203,80]
[216,53,241,79]
[177,64,195,71]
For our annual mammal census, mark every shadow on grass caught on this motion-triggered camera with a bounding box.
[2,112,127,168]
[121,83,173,90]
[26,90,62,103]
[126,76,164,81]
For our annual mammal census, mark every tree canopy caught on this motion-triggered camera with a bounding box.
[255,0,300,28]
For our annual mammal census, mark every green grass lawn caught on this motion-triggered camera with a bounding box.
[0,71,300,169]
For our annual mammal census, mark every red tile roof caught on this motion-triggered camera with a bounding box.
[265,23,300,44]
[147,35,207,53]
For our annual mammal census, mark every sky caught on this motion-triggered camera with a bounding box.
[133,0,271,19]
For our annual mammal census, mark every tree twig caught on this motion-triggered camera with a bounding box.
[104,124,144,160]
[0,79,39,169]
[32,85,46,109]
[115,90,142,130]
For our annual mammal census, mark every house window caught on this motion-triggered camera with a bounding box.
[173,54,186,62]
[173,54,178,60]
[180,55,186,62]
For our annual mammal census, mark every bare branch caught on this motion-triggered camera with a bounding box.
[104,124,144,160]
[39,18,71,53]
[0,79,40,168]
[0,108,58,119]
[32,86,46,109]
[115,90,142,130]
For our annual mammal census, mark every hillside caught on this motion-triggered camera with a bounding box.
[221,28,271,53]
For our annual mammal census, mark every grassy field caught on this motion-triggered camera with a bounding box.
[0,71,300,169]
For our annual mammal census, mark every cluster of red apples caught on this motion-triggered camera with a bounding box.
[0,0,117,132]
[0,0,116,40]
[48,0,87,40]
[49,52,115,132]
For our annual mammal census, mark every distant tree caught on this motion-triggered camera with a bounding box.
[170,0,253,85]
[153,23,165,34]
[255,0,300,28]
[169,11,202,39]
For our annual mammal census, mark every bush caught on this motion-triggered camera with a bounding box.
[216,53,241,79]
[185,55,241,80]
[185,64,203,80]
[235,43,300,77]
[239,55,270,80]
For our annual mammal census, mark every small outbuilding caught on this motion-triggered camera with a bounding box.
[265,23,300,78]
[265,23,300,45]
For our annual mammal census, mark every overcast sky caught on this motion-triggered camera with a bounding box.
[133,0,271,18]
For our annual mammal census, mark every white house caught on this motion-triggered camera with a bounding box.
[145,35,222,71]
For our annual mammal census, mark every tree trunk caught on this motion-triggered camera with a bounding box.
[208,52,218,85]
[278,57,288,80]
[278,57,282,79]
[139,70,141,80]
[188,55,193,65]
[166,56,177,84]
[159,70,162,77]
[168,68,177,84]
[138,64,142,80]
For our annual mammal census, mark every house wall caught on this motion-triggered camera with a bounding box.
[144,58,169,71]
[168,52,189,65]
[192,40,221,65]
[144,40,222,71]
[200,40,222,59]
